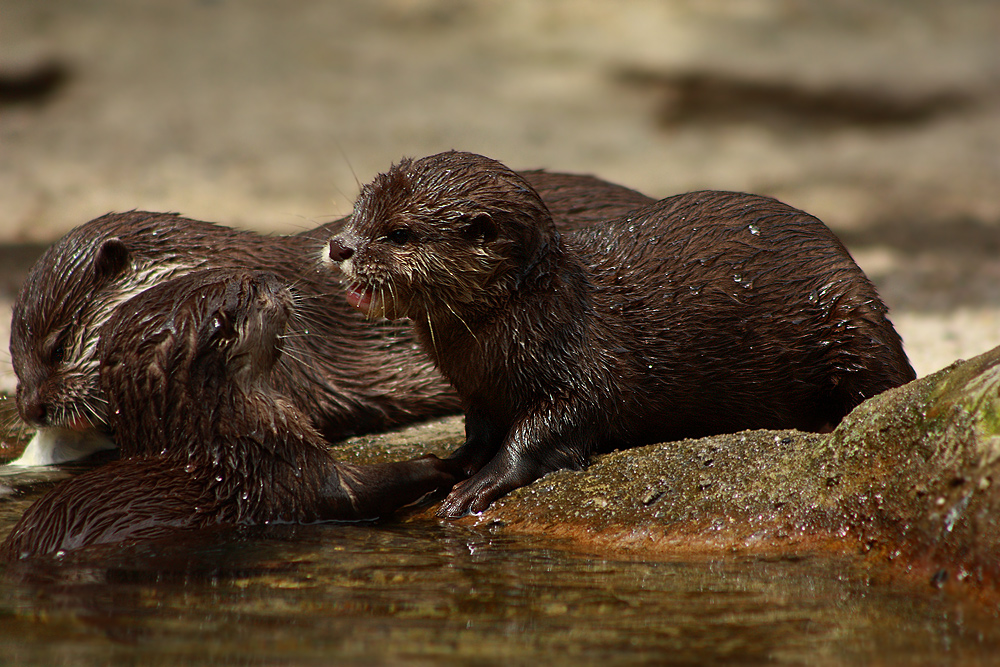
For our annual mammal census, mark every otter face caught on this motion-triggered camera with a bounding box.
[8,234,153,464]
[326,209,501,322]
[9,214,226,465]
[324,151,552,323]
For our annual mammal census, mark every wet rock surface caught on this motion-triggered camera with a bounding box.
[307,345,1000,603]
[441,346,1000,602]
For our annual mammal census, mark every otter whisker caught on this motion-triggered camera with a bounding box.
[424,311,440,362]
[285,303,327,332]
[276,332,316,340]
[0,408,26,439]
[384,280,399,320]
[276,346,313,372]
[78,395,108,430]
[292,291,348,302]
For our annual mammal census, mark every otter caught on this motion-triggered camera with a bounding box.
[326,150,916,517]
[8,170,654,466]
[1,268,460,558]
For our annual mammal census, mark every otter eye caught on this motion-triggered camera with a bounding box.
[386,228,412,245]
[51,343,66,364]
[49,330,71,365]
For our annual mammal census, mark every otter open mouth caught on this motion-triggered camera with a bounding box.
[345,282,381,317]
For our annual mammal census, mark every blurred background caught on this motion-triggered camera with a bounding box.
[2,0,999,389]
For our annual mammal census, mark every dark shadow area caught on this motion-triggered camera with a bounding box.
[0,61,72,107]
[617,67,976,130]
[838,216,1000,257]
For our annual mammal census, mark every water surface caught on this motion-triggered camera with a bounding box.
[1,397,999,665]
[1,500,998,665]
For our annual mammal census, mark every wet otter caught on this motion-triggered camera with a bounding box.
[8,171,654,466]
[1,268,459,558]
[326,150,916,517]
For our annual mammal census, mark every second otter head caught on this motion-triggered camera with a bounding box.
[97,268,294,453]
[325,151,557,321]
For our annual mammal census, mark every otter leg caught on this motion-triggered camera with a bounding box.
[437,409,596,518]
[333,455,462,520]
[446,409,506,477]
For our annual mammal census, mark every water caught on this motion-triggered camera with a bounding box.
[0,505,998,665]
[2,397,999,664]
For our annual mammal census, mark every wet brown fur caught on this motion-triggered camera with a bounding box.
[9,172,653,453]
[1,269,458,558]
[330,150,916,517]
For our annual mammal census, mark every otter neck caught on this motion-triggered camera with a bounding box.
[416,229,586,370]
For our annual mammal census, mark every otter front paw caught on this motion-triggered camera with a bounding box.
[436,469,521,518]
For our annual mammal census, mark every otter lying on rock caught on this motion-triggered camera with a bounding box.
[326,150,916,517]
[1,269,459,558]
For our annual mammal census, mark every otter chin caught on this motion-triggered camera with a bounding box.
[327,150,916,518]
[1,268,459,559]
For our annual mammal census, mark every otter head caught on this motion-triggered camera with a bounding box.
[11,231,133,439]
[324,151,557,322]
[96,268,293,456]
[9,212,223,465]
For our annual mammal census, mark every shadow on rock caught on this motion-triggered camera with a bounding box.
[616,66,977,132]
[0,61,72,107]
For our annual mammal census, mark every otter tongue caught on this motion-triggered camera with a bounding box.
[344,283,374,314]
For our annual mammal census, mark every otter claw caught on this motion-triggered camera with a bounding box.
[436,476,502,518]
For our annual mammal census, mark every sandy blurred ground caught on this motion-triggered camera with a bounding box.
[1,0,999,392]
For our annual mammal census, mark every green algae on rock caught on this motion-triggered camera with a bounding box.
[824,348,1000,594]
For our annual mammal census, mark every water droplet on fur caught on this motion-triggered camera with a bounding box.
[748,224,760,235]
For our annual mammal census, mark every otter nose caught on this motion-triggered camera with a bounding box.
[19,396,48,427]
[328,238,355,262]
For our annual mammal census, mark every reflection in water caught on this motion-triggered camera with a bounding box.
[1,514,998,665]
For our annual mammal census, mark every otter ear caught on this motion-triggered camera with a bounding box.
[462,213,497,244]
[94,238,130,281]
